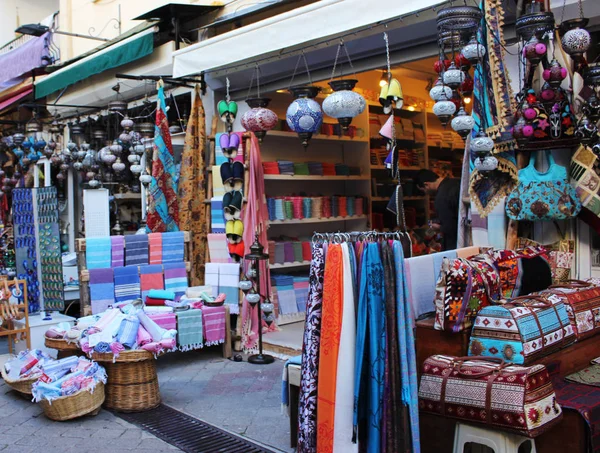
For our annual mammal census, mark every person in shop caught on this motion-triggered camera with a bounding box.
[415,169,461,251]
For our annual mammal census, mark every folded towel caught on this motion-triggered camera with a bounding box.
[218,263,239,315]
[145,297,166,306]
[148,289,175,300]
[125,234,149,266]
[86,238,112,269]
[113,265,141,304]
[111,236,125,267]
[148,312,177,331]
[117,316,140,349]
[176,308,204,351]
[140,265,164,301]
[202,305,226,346]
[162,232,185,264]
[89,268,114,314]
[148,233,163,264]
[163,262,188,301]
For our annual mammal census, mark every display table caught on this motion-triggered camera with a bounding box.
[13,313,75,358]
[90,350,161,413]
[415,317,597,453]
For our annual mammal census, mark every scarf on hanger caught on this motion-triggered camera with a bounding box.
[469,0,518,217]
[241,133,275,353]
[177,85,207,284]
[333,243,358,453]
[394,240,421,453]
[382,242,406,453]
[147,81,180,232]
[316,244,343,453]
[297,243,326,453]
[354,242,386,453]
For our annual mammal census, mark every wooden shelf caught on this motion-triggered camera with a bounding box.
[264,175,369,181]
[372,196,425,202]
[113,193,142,200]
[270,261,311,269]
[267,130,368,143]
[268,215,367,225]
[370,165,422,171]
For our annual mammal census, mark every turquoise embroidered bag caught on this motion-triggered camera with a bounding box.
[505,152,581,221]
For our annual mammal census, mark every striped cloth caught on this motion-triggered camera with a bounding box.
[202,305,226,346]
[162,232,185,263]
[111,236,125,267]
[164,262,188,301]
[211,198,225,233]
[140,264,164,301]
[114,266,141,304]
[219,263,239,315]
[148,233,163,264]
[176,308,204,351]
[207,234,229,263]
[117,316,140,349]
[271,274,296,314]
[148,312,177,331]
[86,237,112,269]
[293,276,310,313]
[125,234,149,266]
[89,268,114,314]
[137,310,166,342]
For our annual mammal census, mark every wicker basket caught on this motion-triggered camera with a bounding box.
[40,382,105,421]
[44,336,80,351]
[1,368,39,395]
[104,378,160,412]
[104,360,157,385]
[90,349,154,363]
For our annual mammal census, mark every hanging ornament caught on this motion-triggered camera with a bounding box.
[583,93,600,123]
[110,140,123,156]
[542,60,567,89]
[130,164,143,175]
[560,18,591,62]
[442,62,465,89]
[434,59,451,74]
[127,154,140,164]
[120,116,134,130]
[112,158,126,172]
[217,77,238,132]
[139,170,152,187]
[575,116,599,147]
[101,149,117,165]
[523,36,547,65]
[239,278,253,293]
[240,68,278,141]
[322,41,366,129]
[540,82,556,102]
[461,35,486,64]
[88,178,101,189]
[471,131,495,154]
[451,107,475,139]
[474,154,498,171]
[461,73,474,97]
[433,99,456,127]
[246,290,260,306]
[429,79,453,102]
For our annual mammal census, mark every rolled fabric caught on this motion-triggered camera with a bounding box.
[141,342,163,353]
[116,316,140,349]
[148,289,176,300]
[137,326,153,346]
[93,308,121,332]
[80,340,93,354]
[137,310,166,342]
[143,306,174,314]
[94,342,112,353]
[110,342,125,356]
[145,297,166,306]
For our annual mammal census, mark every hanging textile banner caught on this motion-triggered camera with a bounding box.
[147,80,180,233]
[178,85,207,284]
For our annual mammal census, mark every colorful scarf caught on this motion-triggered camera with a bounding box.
[469,0,518,217]
[241,133,275,353]
[297,244,325,453]
[111,236,125,267]
[316,244,344,453]
[178,85,207,285]
[394,240,421,453]
[113,266,141,303]
[354,243,386,453]
[202,305,226,346]
[148,233,163,264]
[163,262,187,301]
[140,264,164,301]
[176,308,203,351]
[147,81,180,233]
[89,268,114,314]
[162,232,185,264]
[125,234,149,266]
[117,316,140,349]
[86,237,111,269]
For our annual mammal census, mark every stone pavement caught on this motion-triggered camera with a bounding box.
[0,343,293,453]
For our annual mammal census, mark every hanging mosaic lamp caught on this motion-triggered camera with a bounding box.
[461,35,486,64]
[474,154,498,171]
[241,98,278,142]
[433,94,456,127]
[323,79,366,130]
[451,107,475,139]
[429,79,452,102]
[542,60,567,89]
[522,36,547,65]
[442,62,465,89]
[575,116,599,147]
[139,170,152,187]
[560,18,591,62]
[286,86,323,148]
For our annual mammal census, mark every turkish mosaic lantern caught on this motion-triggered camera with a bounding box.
[451,107,475,139]
[542,60,567,89]
[241,98,278,142]
[461,36,486,64]
[322,79,366,130]
[286,86,323,148]
[561,18,591,62]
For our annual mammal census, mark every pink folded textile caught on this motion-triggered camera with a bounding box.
[93,308,121,332]
[148,233,163,264]
[110,342,124,356]
[137,326,153,346]
[148,313,177,331]
[202,305,226,346]
[45,328,64,339]
[141,338,176,354]
[80,340,93,354]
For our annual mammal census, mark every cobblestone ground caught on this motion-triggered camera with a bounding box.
[0,345,292,453]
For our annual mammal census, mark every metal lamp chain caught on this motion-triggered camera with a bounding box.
[289,51,313,89]
[330,39,357,82]
[226,77,231,103]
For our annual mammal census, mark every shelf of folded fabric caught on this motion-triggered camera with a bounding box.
[266,130,369,143]
[113,193,142,200]
[263,175,370,181]
[268,215,368,225]
[370,165,422,171]
[269,261,311,269]
[372,196,425,202]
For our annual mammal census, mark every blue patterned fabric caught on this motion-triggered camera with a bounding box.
[354,242,386,452]
[506,152,581,221]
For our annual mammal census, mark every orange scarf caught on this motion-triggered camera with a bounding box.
[317,244,344,453]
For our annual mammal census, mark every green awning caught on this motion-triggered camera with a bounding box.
[35,28,154,99]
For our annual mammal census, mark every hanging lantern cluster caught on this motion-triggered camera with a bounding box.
[432,5,482,139]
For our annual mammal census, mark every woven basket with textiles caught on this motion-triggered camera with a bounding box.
[104,377,160,412]
[90,349,155,363]
[40,382,105,421]
[1,368,39,395]
[44,336,80,351]
[103,360,157,385]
